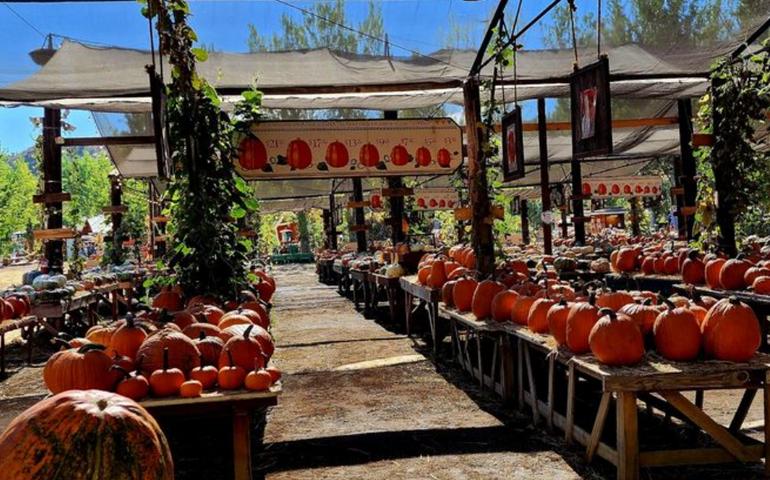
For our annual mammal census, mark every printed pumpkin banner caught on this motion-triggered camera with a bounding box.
[413,188,459,210]
[582,176,663,198]
[236,118,463,179]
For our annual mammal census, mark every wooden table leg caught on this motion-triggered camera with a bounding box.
[428,301,438,356]
[565,362,576,443]
[476,333,483,389]
[233,408,253,480]
[500,336,514,404]
[0,332,5,376]
[616,391,640,480]
[764,371,770,476]
[404,292,412,337]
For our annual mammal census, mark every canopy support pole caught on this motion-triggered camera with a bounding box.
[678,99,697,241]
[521,199,530,245]
[463,77,495,277]
[322,209,331,250]
[570,164,586,244]
[538,98,552,255]
[328,193,338,251]
[108,174,124,263]
[352,178,367,253]
[148,182,156,260]
[561,207,569,238]
[42,108,64,273]
[711,80,737,256]
[384,110,406,246]
[630,197,641,237]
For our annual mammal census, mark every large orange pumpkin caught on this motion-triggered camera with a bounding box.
[429,257,448,289]
[596,290,634,311]
[653,304,701,361]
[701,297,761,362]
[0,390,174,480]
[135,328,201,376]
[152,291,184,312]
[681,251,706,285]
[547,299,571,345]
[704,258,725,289]
[527,298,556,333]
[745,266,770,286]
[490,290,519,322]
[719,257,752,290]
[588,309,645,366]
[194,331,225,366]
[218,325,267,371]
[453,278,478,312]
[43,344,115,394]
[471,280,506,320]
[417,266,432,285]
[442,280,457,307]
[565,294,601,353]
[110,315,147,360]
[618,300,660,335]
[615,248,637,272]
[510,295,536,325]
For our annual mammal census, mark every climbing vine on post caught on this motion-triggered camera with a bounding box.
[143,0,261,299]
[695,43,770,255]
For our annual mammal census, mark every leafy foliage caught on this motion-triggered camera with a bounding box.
[144,0,260,299]
[0,156,39,257]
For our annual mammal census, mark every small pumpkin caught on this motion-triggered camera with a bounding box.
[152,291,184,312]
[547,299,571,345]
[218,325,266,371]
[194,331,224,366]
[681,251,705,285]
[719,256,752,290]
[527,297,556,334]
[244,359,273,391]
[218,349,246,390]
[189,355,218,390]
[705,258,726,289]
[149,347,185,397]
[113,366,150,401]
[110,315,147,359]
[179,380,203,398]
[510,295,537,326]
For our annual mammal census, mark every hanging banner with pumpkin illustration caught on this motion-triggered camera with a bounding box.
[236,118,463,179]
[582,176,663,198]
[413,188,459,210]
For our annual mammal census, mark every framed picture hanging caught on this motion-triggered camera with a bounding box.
[570,56,613,158]
[501,106,525,182]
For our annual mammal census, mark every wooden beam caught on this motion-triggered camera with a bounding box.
[33,228,77,241]
[383,108,406,247]
[679,99,697,240]
[58,135,155,147]
[102,205,128,214]
[32,192,70,204]
[538,98,552,255]
[463,77,495,277]
[346,200,370,209]
[483,116,680,134]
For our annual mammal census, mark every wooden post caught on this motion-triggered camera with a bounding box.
[321,209,331,249]
[630,197,641,236]
[711,81,737,256]
[521,199,530,245]
[108,174,124,262]
[352,178,367,252]
[463,77,495,277]
[678,98,697,241]
[328,193,338,250]
[148,182,157,259]
[42,108,64,273]
[537,98,552,255]
[384,110,406,246]
[561,206,569,237]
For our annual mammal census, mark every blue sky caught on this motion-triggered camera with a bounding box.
[0,0,571,154]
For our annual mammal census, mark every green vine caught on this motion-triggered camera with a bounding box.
[695,42,770,254]
[143,0,261,299]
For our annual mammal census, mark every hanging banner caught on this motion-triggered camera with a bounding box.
[582,176,662,198]
[413,188,459,210]
[570,56,613,158]
[502,106,525,182]
[235,118,463,180]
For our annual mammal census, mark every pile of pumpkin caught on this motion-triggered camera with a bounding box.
[423,254,761,366]
[612,245,770,295]
[44,270,280,400]
[0,293,31,321]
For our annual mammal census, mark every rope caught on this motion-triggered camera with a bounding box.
[568,0,579,69]
[2,2,45,38]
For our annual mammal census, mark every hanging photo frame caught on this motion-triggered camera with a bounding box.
[570,56,612,158]
[501,106,525,182]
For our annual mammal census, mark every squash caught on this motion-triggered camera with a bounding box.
[471,280,506,320]
[653,301,701,361]
[565,293,600,354]
[0,390,173,480]
[527,297,556,333]
[547,299,571,345]
[43,344,115,394]
[490,290,519,322]
[589,309,645,366]
[135,328,201,377]
[701,297,761,362]
[553,256,578,272]
[719,256,752,290]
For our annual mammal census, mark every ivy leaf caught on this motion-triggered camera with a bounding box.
[244,198,259,211]
[142,278,155,289]
[247,272,258,283]
[234,176,249,194]
[239,238,253,250]
[230,205,247,219]
[192,47,209,63]
[203,84,221,107]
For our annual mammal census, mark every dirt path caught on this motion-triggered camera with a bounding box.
[257,265,602,479]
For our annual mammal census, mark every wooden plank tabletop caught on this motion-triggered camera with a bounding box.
[141,384,282,410]
[349,269,371,281]
[438,304,508,333]
[371,273,402,287]
[673,284,770,307]
[399,276,441,302]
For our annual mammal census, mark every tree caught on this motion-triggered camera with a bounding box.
[0,156,39,257]
[62,150,113,228]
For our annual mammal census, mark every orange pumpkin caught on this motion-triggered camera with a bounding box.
[753,275,770,295]
[135,329,201,377]
[527,298,556,333]
[218,325,267,371]
[618,299,660,334]
[701,297,761,362]
[429,257,448,289]
[179,380,203,398]
[453,278,478,313]
[0,390,173,480]
[43,344,115,394]
[595,290,634,311]
[189,358,218,390]
[653,303,701,361]
[588,309,645,366]
[114,368,150,401]
[565,294,600,354]
[441,280,457,307]
[641,257,655,275]
[681,251,705,285]
[417,266,432,286]
[152,291,184,312]
[490,290,519,322]
[149,348,185,397]
[510,295,536,326]
[615,248,637,272]
[218,349,246,390]
[745,267,770,286]
[547,299,571,345]
[110,315,147,360]
[705,258,726,289]
[719,257,752,290]
[471,280,506,320]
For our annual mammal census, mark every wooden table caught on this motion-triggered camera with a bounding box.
[606,273,681,296]
[316,259,336,284]
[0,315,37,375]
[438,305,513,399]
[673,283,770,351]
[333,264,351,297]
[399,276,442,354]
[370,273,404,323]
[502,322,770,480]
[30,283,122,336]
[349,268,372,312]
[142,385,282,480]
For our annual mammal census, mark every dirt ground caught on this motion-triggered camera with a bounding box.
[0,263,767,479]
[0,263,34,290]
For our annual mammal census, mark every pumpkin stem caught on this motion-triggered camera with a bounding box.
[52,337,72,350]
[642,298,653,306]
[687,250,700,261]
[78,343,107,354]
[226,348,235,367]
[198,331,206,340]
[244,324,254,339]
[729,296,740,305]
[588,291,596,306]
[125,313,135,328]
[662,298,676,310]
[598,308,616,321]
[110,364,130,379]
[558,298,567,307]
[162,347,169,372]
